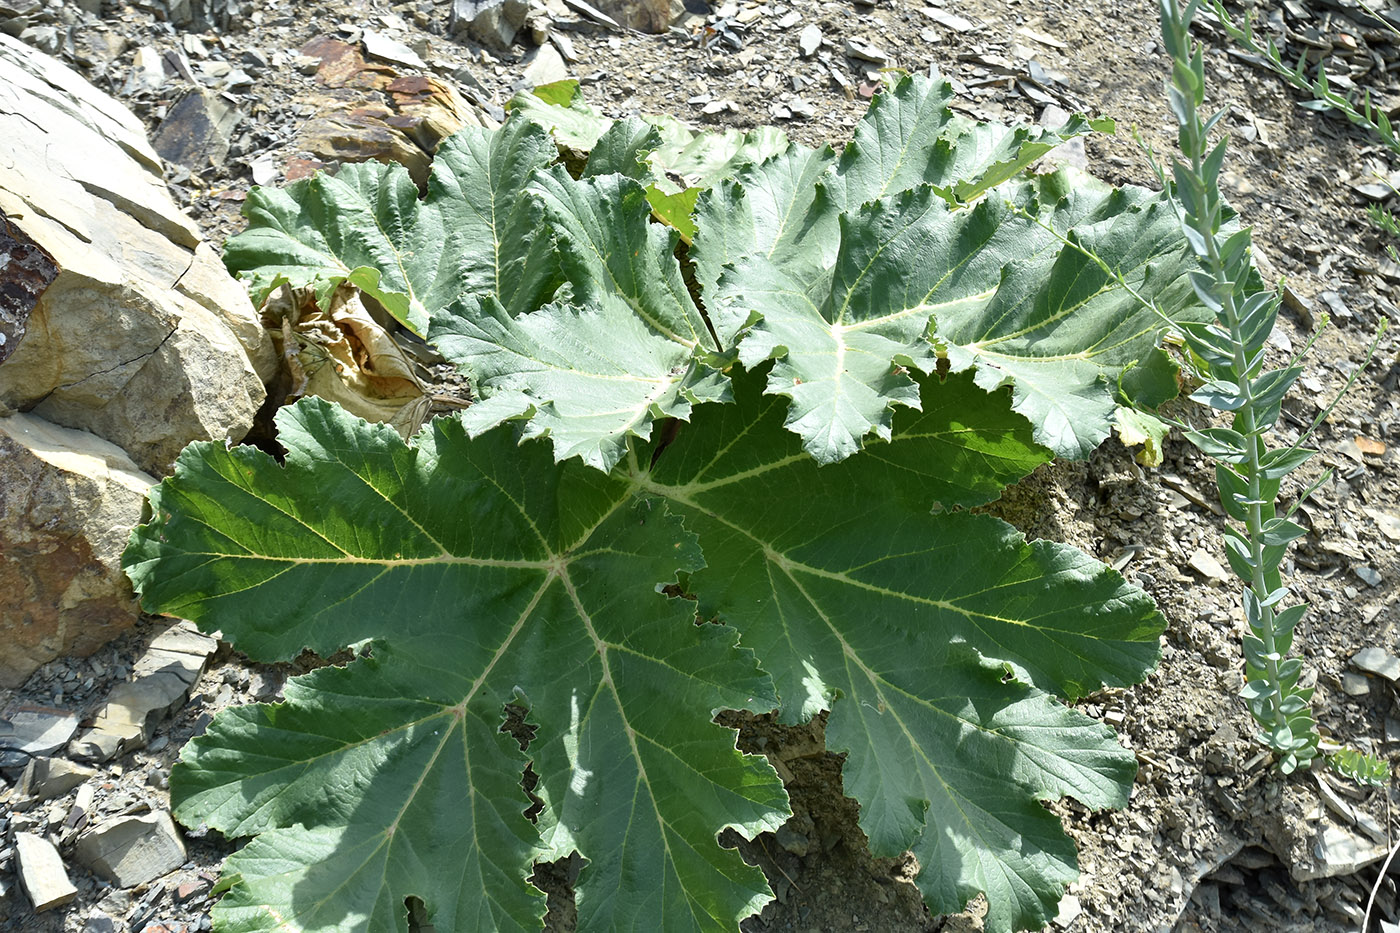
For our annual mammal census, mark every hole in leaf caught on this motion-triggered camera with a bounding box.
[404,895,436,933]
[500,702,546,822]
[500,701,538,750]
[530,852,582,927]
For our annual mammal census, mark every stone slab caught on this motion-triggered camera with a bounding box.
[76,811,187,887]
[15,832,77,911]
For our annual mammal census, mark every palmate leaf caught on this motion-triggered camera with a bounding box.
[125,368,1157,933]
[229,112,725,471]
[430,293,730,471]
[825,69,1109,210]
[692,72,1193,463]
[125,398,789,933]
[691,69,1107,300]
[224,118,562,331]
[425,169,723,471]
[635,372,1156,932]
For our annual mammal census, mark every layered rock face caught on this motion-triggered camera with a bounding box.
[0,33,273,687]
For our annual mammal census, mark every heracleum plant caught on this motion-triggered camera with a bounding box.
[123,65,1269,932]
[1155,0,1389,783]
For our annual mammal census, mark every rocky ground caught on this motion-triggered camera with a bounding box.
[1,0,1399,930]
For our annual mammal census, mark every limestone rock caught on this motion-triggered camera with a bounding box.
[75,811,187,887]
[0,706,78,768]
[150,86,242,170]
[68,675,191,762]
[523,42,569,87]
[0,414,156,687]
[1352,647,1400,682]
[0,32,274,476]
[15,832,77,911]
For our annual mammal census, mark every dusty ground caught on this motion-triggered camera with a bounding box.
[2,0,1399,930]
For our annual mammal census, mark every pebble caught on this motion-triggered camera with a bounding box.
[1350,648,1400,682]
[70,622,217,762]
[1364,507,1400,541]
[149,86,243,171]
[1304,825,1390,880]
[1352,565,1382,587]
[1340,672,1371,696]
[776,823,810,856]
[1187,549,1231,585]
[522,41,568,86]
[843,36,889,64]
[361,29,425,70]
[920,6,975,32]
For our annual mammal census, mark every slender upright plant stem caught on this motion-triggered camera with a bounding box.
[1156,0,1390,781]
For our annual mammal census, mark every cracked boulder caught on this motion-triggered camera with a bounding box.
[0,32,274,476]
[0,34,274,684]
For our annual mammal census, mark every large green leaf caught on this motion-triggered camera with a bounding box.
[700,170,1199,463]
[828,71,1111,209]
[691,72,1182,464]
[421,169,725,470]
[125,368,1154,933]
[126,398,788,933]
[223,118,562,330]
[691,143,838,300]
[633,369,1157,931]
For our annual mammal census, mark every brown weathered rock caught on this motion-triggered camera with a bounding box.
[0,32,274,476]
[0,414,156,687]
[296,36,493,187]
